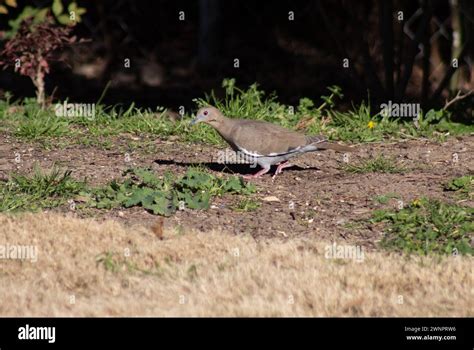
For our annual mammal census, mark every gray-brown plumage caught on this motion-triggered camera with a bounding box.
[191,106,353,178]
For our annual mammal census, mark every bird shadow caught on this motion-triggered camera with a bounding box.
[154,159,320,175]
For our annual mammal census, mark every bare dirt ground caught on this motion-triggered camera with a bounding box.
[0,133,473,247]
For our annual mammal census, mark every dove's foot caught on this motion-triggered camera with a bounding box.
[243,166,270,179]
[272,161,293,179]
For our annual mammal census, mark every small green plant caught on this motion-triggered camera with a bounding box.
[88,168,256,216]
[95,252,120,273]
[95,251,164,276]
[0,165,86,211]
[373,193,400,204]
[343,155,405,174]
[233,197,260,212]
[371,198,473,255]
[187,264,198,281]
[444,175,473,200]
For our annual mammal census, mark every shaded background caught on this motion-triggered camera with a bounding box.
[1,0,474,118]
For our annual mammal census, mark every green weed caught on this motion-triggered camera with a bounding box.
[233,197,261,212]
[444,175,473,200]
[343,155,405,174]
[373,193,401,204]
[87,168,256,216]
[0,165,86,212]
[371,198,473,255]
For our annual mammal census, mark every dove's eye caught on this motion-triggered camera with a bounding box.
[203,111,209,116]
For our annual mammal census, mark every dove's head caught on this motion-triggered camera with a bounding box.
[191,106,224,127]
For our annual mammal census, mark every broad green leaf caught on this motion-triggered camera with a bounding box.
[123,188,154,207]
[57,14,71,25]
[52,0,64,16]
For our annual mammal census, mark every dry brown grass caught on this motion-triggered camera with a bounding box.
[0,212,472,317]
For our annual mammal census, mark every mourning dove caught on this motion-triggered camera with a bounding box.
[191,106,353,179]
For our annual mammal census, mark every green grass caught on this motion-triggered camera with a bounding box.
[343,155,405,174]
[0,165,86,212]
[193,79,474,143]
[371,197,473,255]
[1,97,185,145]
[15,116,71,138]
[2,79,472,150]
[444,175,473,200]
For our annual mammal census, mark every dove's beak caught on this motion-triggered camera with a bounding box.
[190,114,203,125]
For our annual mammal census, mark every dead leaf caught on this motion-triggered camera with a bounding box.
[262,196,280,202]
[151,217,164,240]
[6,0,17,7]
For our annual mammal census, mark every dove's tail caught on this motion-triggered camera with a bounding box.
[315,141,355,152]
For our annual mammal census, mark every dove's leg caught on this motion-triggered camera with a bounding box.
[272,161,293,179]
[243,166,270,179]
